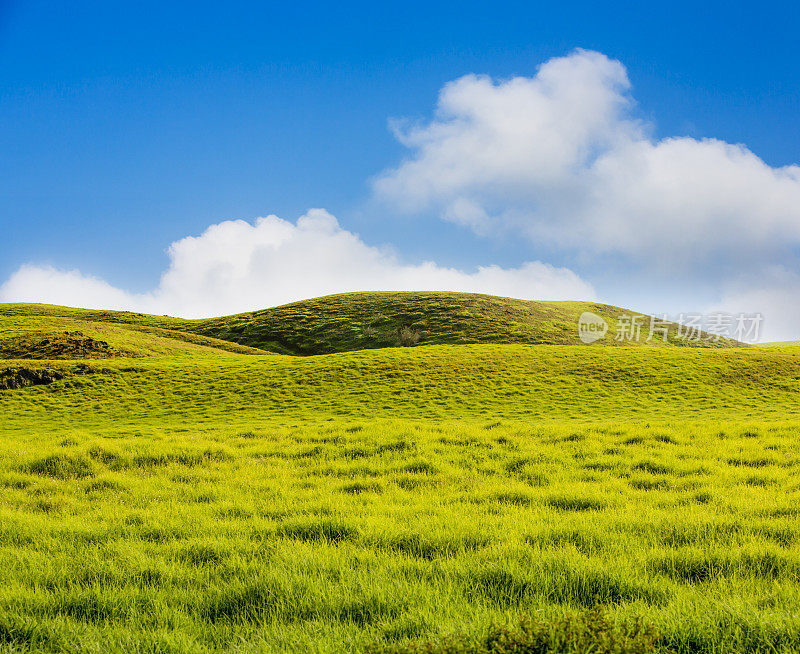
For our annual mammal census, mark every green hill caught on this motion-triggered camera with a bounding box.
[186,292,737,355]
[1,292,743,355]
[0,311,269,359]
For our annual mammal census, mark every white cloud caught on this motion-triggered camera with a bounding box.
[0,266,140,311]
[709,267,800,342]
[374,49,800,265]
[0,209,595,318]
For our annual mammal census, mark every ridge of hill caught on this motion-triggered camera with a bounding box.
[0,292,742,356]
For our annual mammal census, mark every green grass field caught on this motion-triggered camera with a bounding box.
[1,295,798,653]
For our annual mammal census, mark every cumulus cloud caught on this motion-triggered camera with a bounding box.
[0,209,595,317]
[374,49,800,265]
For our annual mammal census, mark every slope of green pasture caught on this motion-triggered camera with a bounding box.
[0,315,268,358]
[0,344,797,434]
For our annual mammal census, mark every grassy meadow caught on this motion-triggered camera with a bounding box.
[1,297,799,653]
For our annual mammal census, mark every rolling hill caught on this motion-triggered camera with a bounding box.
[0,292,742,356]
[0,311,268,360]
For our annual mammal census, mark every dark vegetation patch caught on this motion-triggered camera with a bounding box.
[743,475,776,487]
[216,506,253,520]
[469,563,663,608]
[0,332,130,359]
[623,436,645,445]
[522,472,550,487]
[23,454,94,480]
[493,491,535,507]
[584,461,617,472]
[401,461,438,475]
[340,481,383,494]
[692,491,713,504]
[374,533,489,559]
[439,436,491,448]
[502,458,550,486]
[755,525,797,547]
[179,543,226,566]
[0,366,65,390]
[293,445,324,459]
[630,478,671,491]
[641,522,744,548]
[546,495,606,512]
[503,457,530,475]
[340,447,372,460]
[131,448,232,468]
[369,609,660,654]
[201,581,399,626]
[83,479,123,494]
[395,475,442,491]
[33,498,63,513]
[768,507,800,518]
[655,434,679,444]
[377,440,414,455]
[381,618,429,644]
[526,529,605,555]
[278,519,358,544]
[0,474,31,489]
[136,525,186,542]
[649,551,796,582]
[727,456,778,468]
[88,446,130,470]
[47,590,130,622]
[202,581,284,623]
[633,461,674,475]
[503,457,550,487]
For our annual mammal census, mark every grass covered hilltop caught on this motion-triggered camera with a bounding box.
[1,292,799,653]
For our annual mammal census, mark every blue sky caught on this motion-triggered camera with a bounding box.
[2,1,800,339]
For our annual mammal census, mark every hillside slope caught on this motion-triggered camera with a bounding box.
[0,313,269,359]
[2,342,794,430]
[1,292,742,355]
[186,292,741,354]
